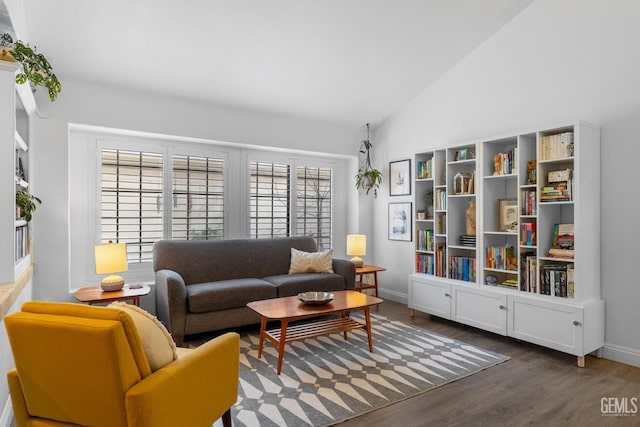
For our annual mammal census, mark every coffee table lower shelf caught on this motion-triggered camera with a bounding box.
[265,316,364,343]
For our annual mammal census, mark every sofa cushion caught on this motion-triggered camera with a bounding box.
[289,248,334,274]
[264,273,346,297]
[108,302,177,372]
[186,279,277,313]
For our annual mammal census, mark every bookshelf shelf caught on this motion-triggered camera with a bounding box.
[408,121,602,367]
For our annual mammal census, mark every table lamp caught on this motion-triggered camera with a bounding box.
[95,241,128,292]
[347,234,366,267]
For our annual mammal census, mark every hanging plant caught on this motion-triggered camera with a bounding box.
[355,123,383,197]
[0,33,62,102]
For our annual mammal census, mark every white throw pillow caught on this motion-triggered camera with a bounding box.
[108,302,178,371]
[289,248,334,274]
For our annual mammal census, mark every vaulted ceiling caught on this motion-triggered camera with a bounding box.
[6,0,534,126]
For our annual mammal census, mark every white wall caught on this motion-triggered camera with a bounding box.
[371,0,640,366]
[30,81,361,304]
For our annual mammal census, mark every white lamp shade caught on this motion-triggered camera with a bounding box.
[95,242,128,274]
[347,235,366,256]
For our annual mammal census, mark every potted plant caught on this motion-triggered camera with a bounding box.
[0,33,62,102]
[355,123,383,197]
[16,188,41,222]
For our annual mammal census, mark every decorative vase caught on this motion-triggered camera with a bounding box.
[466,200,476,236]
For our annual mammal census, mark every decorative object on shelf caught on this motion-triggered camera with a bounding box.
[389,159,411,196]
[455,148,468,161]
[346,234,366,267]
[486,275,498,285]
[15,187,41,222]
[0,33,62,102]
[95,240,128,291]
[453,171,473,194]
[355,123,382,197]
[388,202,412,241]
[527,159,537,184]
[465,200,476,236]
[497,198,518,232]
[417,210,426,220]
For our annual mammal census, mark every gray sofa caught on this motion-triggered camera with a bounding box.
[153,236,355,345]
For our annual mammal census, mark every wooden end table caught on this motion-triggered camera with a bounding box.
[73,284,151,307]
[247,290,383,375]
[355,265,386,298]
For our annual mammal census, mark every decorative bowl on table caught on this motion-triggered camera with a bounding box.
[297,291,334,305]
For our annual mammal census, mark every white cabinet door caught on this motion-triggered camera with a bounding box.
[408,274,452,319]
[508,295,584,355]
[452,285,508,335]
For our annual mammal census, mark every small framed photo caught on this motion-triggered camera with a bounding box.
[389,202,412,241]
[497,198,518,232]
[455,148,468,161]
[389,159,411,196]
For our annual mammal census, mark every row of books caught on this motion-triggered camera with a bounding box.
[15,224,29,261]
[434,188,447,210]
[520,222,536,246]
[492,147,517,176]
[416,229,435,252]
[485,245,515,270]
[540,168,573,202]
[520,189,537,215]
[449,256,476,282]
[416,254,434,274]
[540,263,574,298]
[540,132,574,160]
[434,243,446,277]
[416,159,433,179]
[520,252,538,292]
[436,214,446,234]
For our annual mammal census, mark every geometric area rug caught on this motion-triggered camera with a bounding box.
[211,312,510,427]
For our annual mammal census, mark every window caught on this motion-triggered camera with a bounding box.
[296,166,332,250]
[249,161,290,238]
[171,154,224,240]
[100,149,163,263]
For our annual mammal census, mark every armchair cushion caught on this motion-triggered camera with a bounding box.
[288,248,334,274]
[108,302,178,372]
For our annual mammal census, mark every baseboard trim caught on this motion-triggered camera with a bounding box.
[378,289,407,305]
[0,397,12,427]
[602,343,640,368]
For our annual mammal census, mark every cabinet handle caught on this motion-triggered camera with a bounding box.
[573,320,582,326]
[444,293,451,298]
[499,305,506,310]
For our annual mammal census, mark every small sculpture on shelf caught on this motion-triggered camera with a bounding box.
[465,200,476,236]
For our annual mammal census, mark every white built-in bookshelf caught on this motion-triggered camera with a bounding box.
[1,61,35,285]
[409,122,602,366]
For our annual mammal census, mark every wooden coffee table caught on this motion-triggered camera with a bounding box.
[247,290,383,374]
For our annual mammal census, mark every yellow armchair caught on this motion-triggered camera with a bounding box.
[5,301,239,427]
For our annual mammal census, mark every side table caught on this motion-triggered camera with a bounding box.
[354,265,386,299]
[73,284,151,307]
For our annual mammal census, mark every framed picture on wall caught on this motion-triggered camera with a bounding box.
[388,202,412,241]
[389,159,411,196]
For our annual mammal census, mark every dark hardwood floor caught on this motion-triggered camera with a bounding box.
[337,300,640,427]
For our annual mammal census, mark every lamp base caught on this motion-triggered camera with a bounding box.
[101,274,125,292]
[350,256,364,268]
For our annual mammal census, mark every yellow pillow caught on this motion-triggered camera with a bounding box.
[289,248,334,274]
[108,302,178,371]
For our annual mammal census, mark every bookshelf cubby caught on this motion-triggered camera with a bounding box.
[408,122,602,366]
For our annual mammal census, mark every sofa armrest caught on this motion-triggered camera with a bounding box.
[125,332,240,427]
[332,258,356,290]
[7,369,30,427]
[155,269,188,346]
